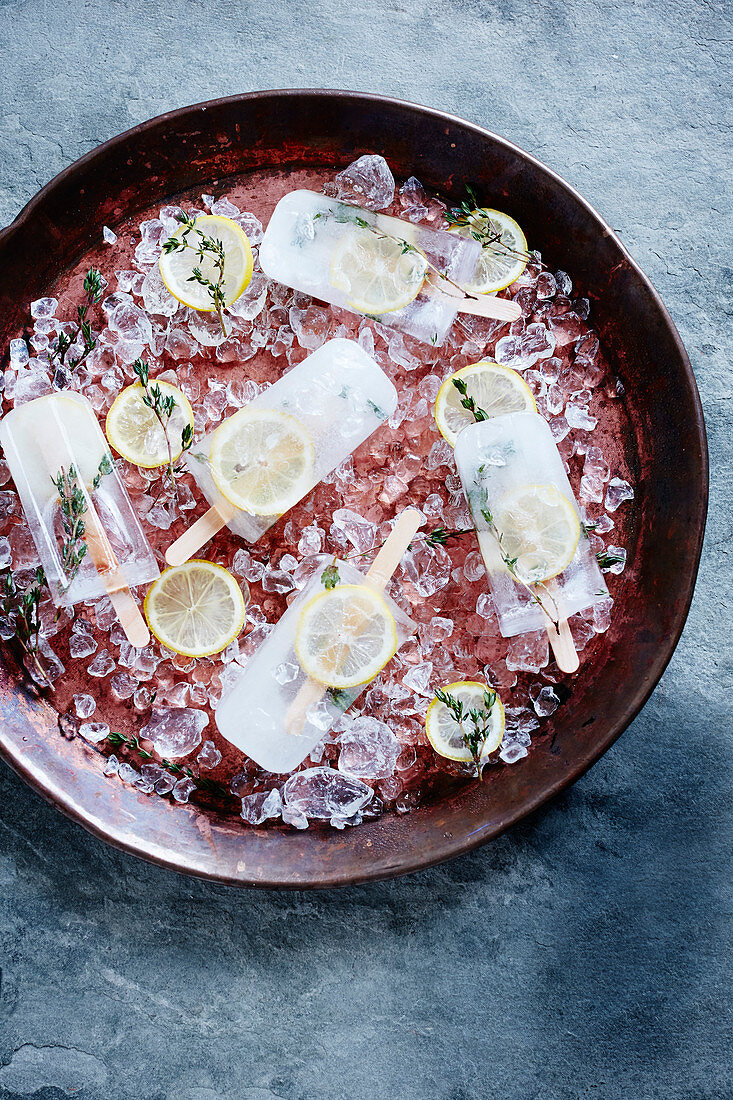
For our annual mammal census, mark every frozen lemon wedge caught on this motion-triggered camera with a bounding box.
[330,228,427,314]
[494,483,580,584]
[209,408,315,517]
[294,584,398,689]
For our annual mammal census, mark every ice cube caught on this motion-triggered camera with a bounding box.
[600,545,626,574]
[500,741,529,764]
[337,716,400,781]
[141,706,209,759]
[505,632,549,673]
[79,721,110,744]
[110,671,138,700]
[536,271,557,300]
[73,692,97,719]
[566,404,597,431]
[532,685,560,717]
[398,176,429,222]
[283,767,373,819]
[9,338,29,367]
[108,299,153,348]
[298,523,324,556]
[240,788,283,825]
[463,550,485,583]
[261,568,296,594]
[401,541,451,597]
[605,477,634,512]
[103,754,119,777]
[118,762,140,785]
[331,508,376,554]
[30,297,58,319]
[141,264,178,317]
[332,155,395,210]
[87,650,115,677]
[14,365,52,405]
[172,777,197,803]
[402,660,434,696]
[103,226,118,245]
[274,660,300,685]
[282,805,309,830]
[197,740,222,770]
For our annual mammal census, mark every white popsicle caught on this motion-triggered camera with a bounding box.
[454,411,608,672]
[216,510,421,774]
[165,338,397,566]
[0,391,158,645]
[259,190,520,347]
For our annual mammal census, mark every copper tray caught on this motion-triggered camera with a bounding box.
[0,90,707,888]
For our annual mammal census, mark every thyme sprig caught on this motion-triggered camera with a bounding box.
[452,376,489,422]
[106,730,233,799]
[434,686,498,776]
[53,455,113,593]
[0,566,53,689]
[596,549,625,570]
[313,207,485,303]
[321,562,340,589]
[444,185,533,266]
[49,268,105,380]
[161,211,228,335]
[132,359,193,499]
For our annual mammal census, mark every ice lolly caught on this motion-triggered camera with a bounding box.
[454,411,608,673]
[0,391,159,646]
[216,508,421,774]
[259,190,521,347]
[165,338,398,566]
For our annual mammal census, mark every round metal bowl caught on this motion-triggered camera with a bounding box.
[0,90,707,888]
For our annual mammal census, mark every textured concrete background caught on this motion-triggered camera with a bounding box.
[0,0,731,1097]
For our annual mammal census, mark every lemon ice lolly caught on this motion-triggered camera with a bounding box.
[454,411,608,673]
[259,190,521,347]
[0,391,159,645]
[165,338,397,566]
[216,508,421,774]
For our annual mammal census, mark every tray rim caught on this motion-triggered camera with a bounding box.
[0,88,709,889]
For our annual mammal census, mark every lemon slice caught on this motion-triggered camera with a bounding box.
[209,408,315,516]
[105,381,194,468]
[159,214,253,311]
[434,361,537,446]
[294,584,398,689]
[426,681,505,764]
[144,561,247,658]
[494,484,580,584]
[448,208,528,294]
[330,228,427,314]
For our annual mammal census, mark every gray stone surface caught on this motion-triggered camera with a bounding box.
[0,0,730,1097]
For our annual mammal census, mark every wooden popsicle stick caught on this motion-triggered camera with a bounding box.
[452,296,522,322]
[546,618,579,674]
[80,504,150,648]
[427,274,522,322]
[165,500,237,567]
[543,581,579,674]
[284,507,423,737]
